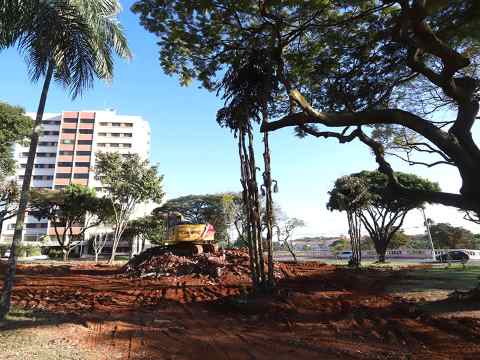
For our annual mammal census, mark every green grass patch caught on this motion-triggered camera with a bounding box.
[387,265,480,294]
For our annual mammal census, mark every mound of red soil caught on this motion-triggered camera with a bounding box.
[122,247,260,280]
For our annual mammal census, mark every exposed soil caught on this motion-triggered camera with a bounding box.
[1,257,480,360]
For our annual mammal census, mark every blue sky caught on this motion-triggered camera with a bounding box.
[1,1,479,237]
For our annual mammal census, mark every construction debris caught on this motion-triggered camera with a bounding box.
[122,247,282,280]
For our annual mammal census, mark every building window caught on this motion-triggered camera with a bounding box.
[75,162,90,167]
[77,140,92,145]
[80,119,94,124]
[41,120,61,125]
[57,162,73,167]
[56,173,71,179]
[37,152,56,158]
[76,151,91,156]
[38,141,56,146]
[54,185,67,189]
[61,139,74,144]
[112,122,121,127]
[33,175,53,180]
[62,128,76,134]
[123,123,133,127]
[41,131,59,136]
[73,173,89,179]
[59,151,74,156]
[79,129,93,134]
[122,143,132,148]
[25,223,48,229]
[35,164,55,169]
[7,224,15,230]
[63,118,78,123]
[97,143,106,147]
[100,122,109,126]
[123,133,132,137]
[111,133,120,137]
[110,143,119,147]
[21,152,29,157]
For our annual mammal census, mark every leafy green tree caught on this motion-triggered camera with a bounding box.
[132,0,480,222]
[329,238,350,254]
[473,234,480,249]
[327,175,370,266]
[0,180,19,234]
[124,215,166,254]
[30,184,112,261]
[329,171,439,262]
[0,0,131,319]
[0,102,32,179]
[95,152,165,262]
[429,222,477,249]
[388,230,412,250]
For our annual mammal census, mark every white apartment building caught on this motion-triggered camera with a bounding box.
[0,110,151,244]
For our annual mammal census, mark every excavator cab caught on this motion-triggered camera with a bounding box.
[160,212,218,255]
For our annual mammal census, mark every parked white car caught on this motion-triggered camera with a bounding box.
[1,249,11,259]
[337,250,352,259]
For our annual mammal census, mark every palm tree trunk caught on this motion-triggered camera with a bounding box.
[0,62,54,320]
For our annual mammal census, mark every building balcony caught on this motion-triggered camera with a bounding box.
[76,144,92,151]
[61,133,76,140]
[59,144,74,151]
[48,226,82,236]
[63,111,79,119]
[75,156,91,162]
[62,122,78,129]
[79,123,94,130]
[54,178,71,185]
[80,112,95,120]
[58,155,74,162]
[77,134,93,141]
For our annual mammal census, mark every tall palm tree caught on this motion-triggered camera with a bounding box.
[0,0,131,319]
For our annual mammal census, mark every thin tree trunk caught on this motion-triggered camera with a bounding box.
[262,116,274,287]
[109,228,119,263]
[247,128,265,285]
[0,62,53,320]
[239,129,258,287]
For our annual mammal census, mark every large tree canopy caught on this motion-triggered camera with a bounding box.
[328,170,439,261]
[132,0,480,220]
[429,222,478,249]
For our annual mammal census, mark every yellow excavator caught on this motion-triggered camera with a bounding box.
[160,212,218,255]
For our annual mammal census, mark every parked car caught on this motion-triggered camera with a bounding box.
[436,250,469,263]
[337,250,353,260]
[1,249,11,259]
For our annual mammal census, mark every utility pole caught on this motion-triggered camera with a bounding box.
[421,208,436,261]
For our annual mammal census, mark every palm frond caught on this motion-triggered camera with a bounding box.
[4,0,131,98]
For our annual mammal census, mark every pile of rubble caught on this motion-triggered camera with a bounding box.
[122,247,254,279]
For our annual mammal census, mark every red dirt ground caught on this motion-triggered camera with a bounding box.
[2,260,480,360]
